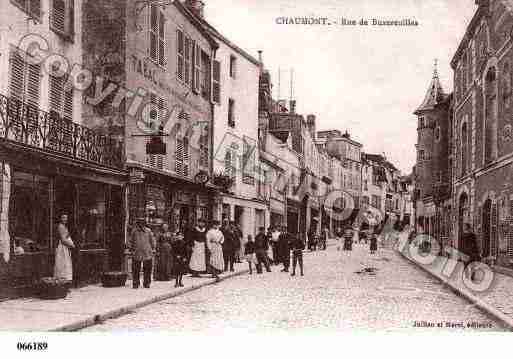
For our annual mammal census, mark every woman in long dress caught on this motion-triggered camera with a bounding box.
[54,214,75,283]
[206,220,224,279]
[155,224,173,281]
[189,219,207,277]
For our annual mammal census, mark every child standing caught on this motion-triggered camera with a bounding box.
[244,235,257,274]
[171,231,187,287]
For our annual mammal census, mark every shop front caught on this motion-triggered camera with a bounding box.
[286,198,301,234]
[127,165,214,235]
[0,95,126,298]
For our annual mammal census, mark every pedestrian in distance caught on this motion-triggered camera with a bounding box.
[155,223,173,281]
[277,228,290,272]
[130,218,156,289]
[307,226,317,251]
[343,225,354,253]
[206,220,225,280]
[290,233,305,276]
[244,235,257,275]
[319,226,329,250]
[171,230,187,287]
[234,223,244,263]
[230,221,242,264]
[189,218,208,277]
[255,226,271,274]
[460,223,481,281]
[221,220,235,272]
[369,232,378,255]
[271,226,281,265]
[335,226,343,251]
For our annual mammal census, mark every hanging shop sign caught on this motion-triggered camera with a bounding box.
[194,170,210,186]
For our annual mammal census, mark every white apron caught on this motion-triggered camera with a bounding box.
[54,242,73,281]
[189,241,206,272]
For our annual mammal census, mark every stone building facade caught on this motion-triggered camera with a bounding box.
[451,0,513,270]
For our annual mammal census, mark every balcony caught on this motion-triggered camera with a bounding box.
[0,94,123,169]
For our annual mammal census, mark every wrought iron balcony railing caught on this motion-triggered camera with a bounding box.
[0,94,123,169]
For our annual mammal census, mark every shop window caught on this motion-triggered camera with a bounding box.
[9,171,50,253]
[77,182,106,250]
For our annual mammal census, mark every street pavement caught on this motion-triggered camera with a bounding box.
[82,242,505,332]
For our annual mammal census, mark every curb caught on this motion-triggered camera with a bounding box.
[399,250,513,331]
[50,269,250,332]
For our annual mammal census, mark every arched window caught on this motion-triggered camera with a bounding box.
[461,122,468,176]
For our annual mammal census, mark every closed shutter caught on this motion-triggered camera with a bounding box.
[491,202,498,257]
[9,49,41,108]
[175,137,184,175]
[9,50,26,103]
[176,29,184,81]
[183,138,189,177]
[149,4,158,62]
[194,44,201,93]
[51,0,66,33]
[184,37,190,85]
[199,130,208,168]
[212,60,221,103]
[158,9,165,67]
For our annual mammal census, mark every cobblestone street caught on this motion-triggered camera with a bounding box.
[82,242,505,332]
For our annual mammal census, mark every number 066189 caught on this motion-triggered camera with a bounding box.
[17,342,48,351]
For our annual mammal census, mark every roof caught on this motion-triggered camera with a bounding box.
[362,153,399,172]
[173,1,218,50]
[414,67,446,115]
[189,8,260,66]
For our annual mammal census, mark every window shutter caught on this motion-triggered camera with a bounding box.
[176,29,184,81]
[183,138,189,177]
[63,87,73,122]
[184,37,190,85]
[149,4,158,62]
[175,137,184,175]
[194,44,201,93]
[212,60,221,103]
[51,0,66,33]
[158,10,165,66]
[9,50,26,103]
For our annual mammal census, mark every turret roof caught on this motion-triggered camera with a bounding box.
[414,61,446,115]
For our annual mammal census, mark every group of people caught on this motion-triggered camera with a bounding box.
[333,225,379,255]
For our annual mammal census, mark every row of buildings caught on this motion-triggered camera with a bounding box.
[412,0,513,274]
[0,0,411,298]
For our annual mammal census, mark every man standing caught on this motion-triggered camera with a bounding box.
[271,226,281,265]
[130,218,156,289]
[230,221,242,264]
[255,226,271,273]
[290,232,305,276]
[460,223,481,280]
[221,220,235,272]
[276,227,290,272]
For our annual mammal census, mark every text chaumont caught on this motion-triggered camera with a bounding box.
[275,17,329,25]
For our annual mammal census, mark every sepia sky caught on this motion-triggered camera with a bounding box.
[203,0,478,174]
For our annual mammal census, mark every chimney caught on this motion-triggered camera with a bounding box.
[307,114,316,140]
[258,50,263,64]
[185,0,205,18]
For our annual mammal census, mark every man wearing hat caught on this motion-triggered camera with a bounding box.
[254,226,271,274]
[130,218,156,289]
